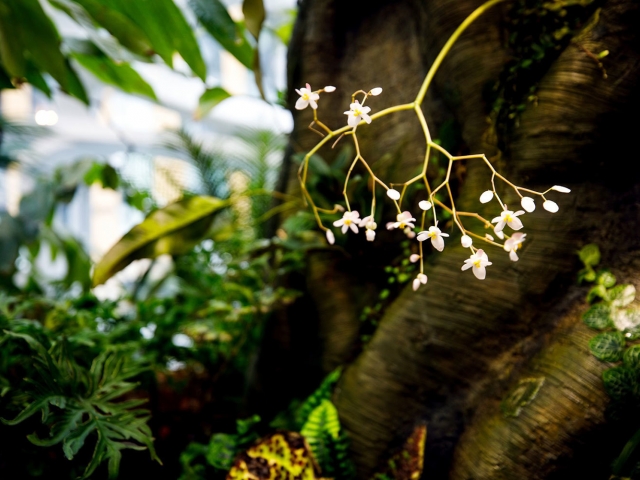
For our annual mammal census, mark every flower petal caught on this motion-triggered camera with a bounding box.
[410,254,420,263]
[461,262,473,271]
[431,235,445,252]
[341,224,348,234]
[416,232,429,242]
[366,229,375,241]
[480,190,494,203]
[494,220,506,233]
[509,250,519,262]
[508,217,523,230]
[309,99,318,109]
[295,98,308,110]
[362,113,372,124]
[461,235,473,248]
[350,223,359,234]
[324,85,336,92]
[543,200,559,213]
[551,185,571,193]
[333,219,344,227]
[413,278,421,291]
[473,265,486,280]
[370,87,383,96]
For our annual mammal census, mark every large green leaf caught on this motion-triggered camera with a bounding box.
[195,86,231,119]
[589,331,626,362]
[189,0,254,69]
[72,51,156,100]
[7,0,69,89]
[71,0,153,56]
[92,196,227,286]
[109,0,206,80]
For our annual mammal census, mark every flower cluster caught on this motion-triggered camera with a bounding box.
[294,80,570,292]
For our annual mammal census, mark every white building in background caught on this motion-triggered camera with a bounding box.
[0,0,295,266]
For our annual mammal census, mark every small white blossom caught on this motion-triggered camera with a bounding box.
[417,224,449,252]
[334,204,345,212]
[370,87,383,96]
[295,83,320,110]
[485,233,494,241]
[410,254,421,263]
[504,232,526,262]
[461,235,473,248]
[551,185,571,193]
[480,190,494,203]
[491,209,525,233]
[344,100,372,128]
[461,249,492,280]
[412,273,428,291]
[324,85,336,92]
[521,196,536,212]
[543,200,559,213]
[391,211,416,230]
[333,210,360,234]
[419,200,432,211]
[359,215,377,242]
[326,229,335,245]
[387,189,401,200]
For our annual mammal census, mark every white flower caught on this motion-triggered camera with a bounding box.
[412,273,428,291]
[543,200,559,213]
[491,209,525,233]
[419,200,432,211]
[344,100,372,128]
[295,83,320,110]
[521,196,536,212]
[333,210,360,234]
[334,204,345,212]
[391,211,416,230]
[370,87,383,96]
[480,190,494,203]
[409,254,421,263]
[551,185,571,193]
[417,224,449,252]
[387,189,401,200]
[324,85,336,92]
[359,215,377,242]
[485,233,494,241]
[461,249,492,280]
[504,232,526,262]
[461,235,473,248]
[326,229,335,245]
[404,227,416,239]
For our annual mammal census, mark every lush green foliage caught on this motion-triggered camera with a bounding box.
[577,245,640,478]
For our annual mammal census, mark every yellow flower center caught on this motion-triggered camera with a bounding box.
[302,93,309,100]
[344,219,352,225]
[353,108,362,116]
[473,259,482,268]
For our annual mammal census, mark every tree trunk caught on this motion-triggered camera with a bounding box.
[278,0,640,477]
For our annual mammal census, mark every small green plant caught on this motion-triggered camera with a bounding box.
[577,244,640,477]
[0,332,159,479]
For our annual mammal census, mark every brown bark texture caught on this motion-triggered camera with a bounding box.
[281,0,640,477]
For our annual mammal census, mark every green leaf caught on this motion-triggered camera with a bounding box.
[602,366,635,399]
[195,87,231,119]
[578,244,601,268]
[587,284,608,304]
[7,0,69,89]
[0,2,26,77]
[63,60,90,104]
[72,52,156,100]
[92,196,228,286]
[501,376,545,418]
[72,0,153,56]
[596,270,617,288]
[624,345,640,371]
[206,433,238,470]
[589,331,626,362]
[609,284,636,309]
[189,0,254,69]
[582,303,612,330]
[242,0,265,40]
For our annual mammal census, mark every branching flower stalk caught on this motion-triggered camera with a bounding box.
[295,0,570,290]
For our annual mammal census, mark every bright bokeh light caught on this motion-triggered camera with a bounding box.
[34,109,59,126]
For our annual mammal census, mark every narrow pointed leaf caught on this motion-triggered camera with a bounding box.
[242,0,265,40]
